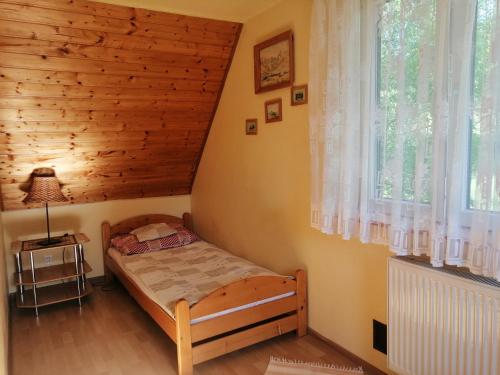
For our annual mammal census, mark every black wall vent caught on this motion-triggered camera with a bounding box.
[373,319,387,354]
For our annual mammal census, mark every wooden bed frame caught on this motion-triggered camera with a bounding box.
[101,213,307,375]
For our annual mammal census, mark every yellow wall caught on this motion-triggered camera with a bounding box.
[2,195,190,292]
[192,0,393,372]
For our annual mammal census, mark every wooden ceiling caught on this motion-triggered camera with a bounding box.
[0,0,241,210]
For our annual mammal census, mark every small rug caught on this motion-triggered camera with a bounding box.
[265,357,365,375]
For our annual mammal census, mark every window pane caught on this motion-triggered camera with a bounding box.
[469,0,499,211]
[377,0,435,203]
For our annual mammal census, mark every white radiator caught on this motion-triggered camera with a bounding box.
[388,257,500,375]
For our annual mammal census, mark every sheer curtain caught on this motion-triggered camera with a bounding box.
[309,0,379,239]
[309,0,500,281]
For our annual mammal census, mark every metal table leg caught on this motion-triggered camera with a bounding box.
[29,251,38,317]
[78,244,86,291]
[73,245,82,307]
[15,253,24,303]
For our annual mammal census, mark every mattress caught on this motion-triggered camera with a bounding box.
[108,241,294,324]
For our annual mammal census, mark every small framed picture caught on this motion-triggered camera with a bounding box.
[265,98,282,123]
[245,118,258,135]
[291,84,308,106]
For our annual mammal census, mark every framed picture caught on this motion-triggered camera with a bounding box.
[265,98,282,123]
[245,118,258,135]
[291,84,308,106]
[254,30,294,94]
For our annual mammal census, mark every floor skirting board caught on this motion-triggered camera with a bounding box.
[307,327,387,375]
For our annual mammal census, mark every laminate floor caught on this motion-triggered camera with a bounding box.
[11,281,377,375]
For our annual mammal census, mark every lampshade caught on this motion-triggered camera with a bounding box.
[23,168,68,204]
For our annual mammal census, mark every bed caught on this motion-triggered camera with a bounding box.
[101,213,307,375]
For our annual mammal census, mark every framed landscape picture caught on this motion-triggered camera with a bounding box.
[291,84,308,106]
[254,30,294,94]
[265,98,282,123]
[245,118,258,135]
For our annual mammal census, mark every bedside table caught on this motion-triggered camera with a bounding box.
[12,233,93,316]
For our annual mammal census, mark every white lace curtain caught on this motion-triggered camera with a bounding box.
[309,0,500,280]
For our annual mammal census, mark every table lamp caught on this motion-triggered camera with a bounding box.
[23,168,68,246]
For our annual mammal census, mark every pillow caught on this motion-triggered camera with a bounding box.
[111,223,199,255]
[131,222,177,242]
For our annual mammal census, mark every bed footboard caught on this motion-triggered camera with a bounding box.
[296,269,307,336]
[175,270,308,375]
[175,299,193,375]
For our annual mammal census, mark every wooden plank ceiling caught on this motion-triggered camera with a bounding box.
[0,0,241,210]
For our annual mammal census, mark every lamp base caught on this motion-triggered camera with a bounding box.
[37,238,62,247]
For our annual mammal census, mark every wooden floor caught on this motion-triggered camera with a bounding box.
[11,281,374,375]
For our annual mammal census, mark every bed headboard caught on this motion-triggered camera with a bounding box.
[101,213,193,254]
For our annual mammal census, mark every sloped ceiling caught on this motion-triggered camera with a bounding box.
[0,0,242,210]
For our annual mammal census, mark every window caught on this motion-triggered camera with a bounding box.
[309,0,499,278]
[469,0,499,211]
[376,0,435,204]
[376,0,499,212]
